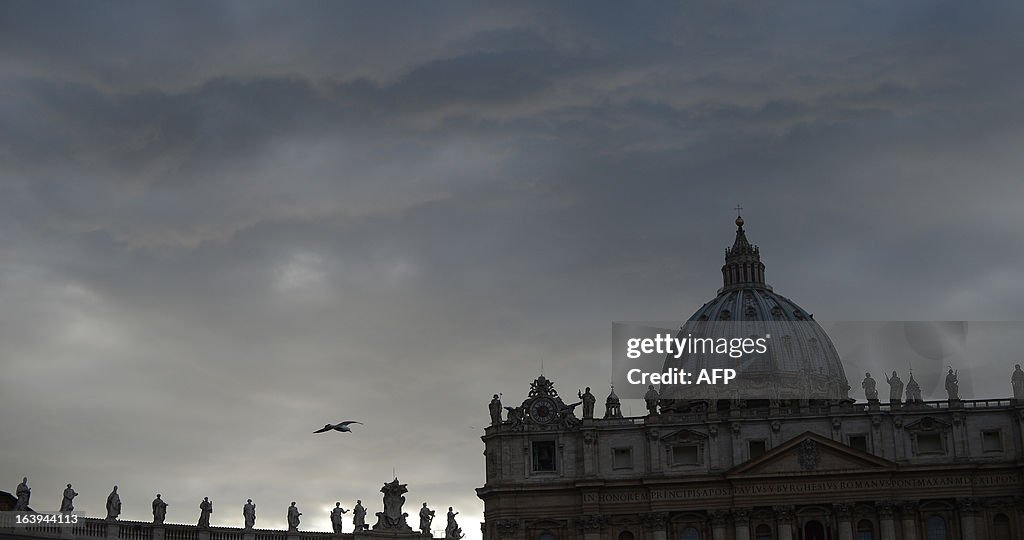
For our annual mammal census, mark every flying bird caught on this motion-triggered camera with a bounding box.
[314,421,363,434]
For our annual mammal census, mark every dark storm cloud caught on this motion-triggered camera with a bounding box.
[3,1,1024,535]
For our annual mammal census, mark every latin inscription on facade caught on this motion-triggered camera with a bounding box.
[582,473,1020,504]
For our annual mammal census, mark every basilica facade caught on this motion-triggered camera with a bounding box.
[477,218,1024,540]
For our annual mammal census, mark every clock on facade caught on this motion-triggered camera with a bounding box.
[528,397,558,424]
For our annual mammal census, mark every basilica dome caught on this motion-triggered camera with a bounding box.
[661,216,851,411]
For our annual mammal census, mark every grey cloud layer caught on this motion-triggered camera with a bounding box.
[3,1,1024,536]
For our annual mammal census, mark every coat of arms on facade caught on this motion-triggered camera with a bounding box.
[798,439,819,470]
[529,375,558,398]
[372,478,412,531]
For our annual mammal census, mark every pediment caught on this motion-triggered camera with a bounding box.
[727,431,895,477]
[660,428,708,443]
[904,416,950,432]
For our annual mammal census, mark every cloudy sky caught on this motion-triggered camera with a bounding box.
[3,1,1024,536]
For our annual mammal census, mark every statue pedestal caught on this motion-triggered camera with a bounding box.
[867,399,880,412]
[106,522,119,540]
[287,534,300,540]
[198,530,211,540]
[948,398,963,409]
[154,527,166,540]
[243,532,255,540]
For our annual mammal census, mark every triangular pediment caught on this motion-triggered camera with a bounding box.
[660,428,709,443]
[727,431,895,477]
[904,416,950,432]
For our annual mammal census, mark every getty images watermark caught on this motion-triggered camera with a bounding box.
[621,331,770,385]
[613,321,997,402]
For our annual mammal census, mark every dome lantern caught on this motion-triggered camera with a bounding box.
[721,211,767,292]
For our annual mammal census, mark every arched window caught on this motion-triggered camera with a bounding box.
[679,527,700,540]
[539,532,557,540]
[804,520,825,540]
[755,524,772,540]
[619,532,635,540]
[925,516,947,540]
[993,513,1011,540]
[856,519,874,540]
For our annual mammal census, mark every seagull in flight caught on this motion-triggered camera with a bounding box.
[314,421,363,434]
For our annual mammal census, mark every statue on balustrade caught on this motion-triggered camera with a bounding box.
[152,495,167,525]
[243,499,257,529]
[488,394,502,425]
[578,387,596,419]
[198,497,213,528]
[862,373,878,401]
[353,500,367,531]
[419,503,435,535]
[444,507,463,540]
[945,368,960,400]
[287,502,302,532]
[14,477,30,511]
[1013,364,1024,400]
[60,484,77,513]
[330,502,349,534]
[106,486,121,520]
[644,385,660,415]
[885,371,903,402]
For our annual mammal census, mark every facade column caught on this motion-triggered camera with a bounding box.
[732,508,750,540]
[876,502,896,540]
[731,423,743,466]
[711,510,729,540]
[708,427,720,470]
[493,519,522,540]
[775,507,794,540]
[582,431,596,476]
[647,429,662,473]
[834,504,853,540]
[1015,496,1024,540]
[641,512,668,540]
[577,515,606,540]
[899,501,918,540]
[893,417,906,461]
[958,499,978,540]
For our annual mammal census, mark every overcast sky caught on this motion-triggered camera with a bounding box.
[3,1,1024,536]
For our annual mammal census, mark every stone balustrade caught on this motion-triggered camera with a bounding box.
[0,517,357,540]
[487,396,1020,434]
